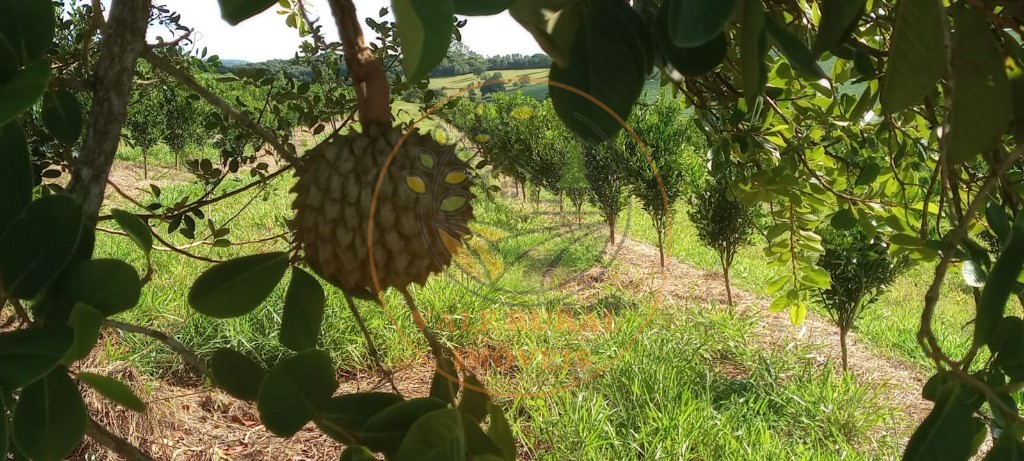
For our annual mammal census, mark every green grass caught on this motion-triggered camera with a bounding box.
[93,172,910,459]
[621,202,976,371]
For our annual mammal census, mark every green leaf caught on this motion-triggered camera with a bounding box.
[992,317,1024,381]
[667,0,738,48]
[549,0,649,143]
[394,0,454,82]
[316,392,404,444]
[983,431,1024,460]
[662,31,728,78]
[487,403,516,461]
[0,122,31,234]
[903,383,976,461]
[188,252,289,318]
[63,303,104,364]
[978,213,1024,347]
[855,162,881,186]
[41,90,83,145]
[280,268,325,352]
[257,349,338,437]
[11,370,87,461]
[0,194,84,299]
[739,0,768,104]
[811,0,866,57]
[0,327,73,388]
[453,0,509,16]
[799,266,831,289]
[340,445,377,461]
[0,0,56,81]
[463,415,504,459]
[112,209,153,255]
[962,261,987,288]
[393,408,465,461]
[830,208,857,230]
[210,347,266,401]
[458,374,489,422]
[217,0,277,25]
[0,59,49,127]
[789,302,807,325]
[362,397,447,455]
[988,201,1012,246]
[764,14,826,79]
[880,0,947,114]
[77,372,146,412]
[946,5,1012,165]
[430,355,460,404]
[65,259,141,316]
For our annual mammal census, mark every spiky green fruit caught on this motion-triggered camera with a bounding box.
[292,124,474,294]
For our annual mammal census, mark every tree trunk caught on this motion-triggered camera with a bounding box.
[722,254,733,307]
[68,0,153,222]
[840,327,849,372]
[608,215,616,243]
[656,224,665,268]
[143,147,148,180]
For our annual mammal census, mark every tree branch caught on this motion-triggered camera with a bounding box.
[85,417,156,461]
[326,0,391,124]
[68,0,154,222]
[103,319,212,378]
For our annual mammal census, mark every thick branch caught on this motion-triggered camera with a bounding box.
[141,50,300,165]
[68,0,153,222]
[103,319,212,378]
[327,0,391,124]
[86,417,156,461]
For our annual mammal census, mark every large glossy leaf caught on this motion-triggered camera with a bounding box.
[257,349,338,437]
[487,403,516,461]
[77,372,146,412]
[111,209,153,255]
[462,415,504,459]
[361,397,447,454]
[0,194,84,300]
[41,90,83,145]
[217,0,276,25]
[63,303,104,364]
[0,0,55,81]
[659,3,727,79]
[279,268,325,352]
[188,252,288,318]
[992,317,1024,381]
[453,0,509,16]
[946,5,1012,165]
[509,0,575,67]
[811,0,866,56]
[0,59,49,127]
[394,0,454,82]
[0,327,73,388]
[549,0,649,143]
[210,348,266,401]
[903,383,977,460]
[65,259,141,316]
[666,0,738,48]
[764,14,826,79]
[0,122,31,233]
[880,0,946,114]
[430,355,460,404]
[316,392,404,444]
[393,408,465,461]
[984,433,1024,460]
[978,213,1024,346]
[459,374,489,422]
[739,0,768,105]
[11,370,87,461]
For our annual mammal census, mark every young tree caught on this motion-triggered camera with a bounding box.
[688,172,755,306]
[557,145,589,225]
[621,96,703,267]
[815,227,905,372]
[123,84,166,179]
[583,141,628,243]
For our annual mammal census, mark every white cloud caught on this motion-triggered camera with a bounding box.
[134,0,542,62]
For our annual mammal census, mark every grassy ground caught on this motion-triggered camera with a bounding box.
[94,152,912,458]
[429,68,664,102]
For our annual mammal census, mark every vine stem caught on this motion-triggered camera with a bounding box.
[85,417,156,461]
[344,294,401,395]
[326,0,392,124]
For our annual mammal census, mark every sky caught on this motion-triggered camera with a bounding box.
[138,0,543,62]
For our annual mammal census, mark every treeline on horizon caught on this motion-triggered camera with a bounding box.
[216,42,551,81]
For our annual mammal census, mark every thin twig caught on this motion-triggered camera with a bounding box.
[103,319,212,378]
[344,294,400,395]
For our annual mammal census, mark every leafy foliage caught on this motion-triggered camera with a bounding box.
[687,172,755,306]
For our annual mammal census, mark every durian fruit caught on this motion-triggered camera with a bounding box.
[291,123,474,294]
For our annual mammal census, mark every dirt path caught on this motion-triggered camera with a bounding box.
[596,238,932,433]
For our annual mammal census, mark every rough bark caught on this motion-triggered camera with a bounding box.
[840,327,850,372]
[68,0,153,222]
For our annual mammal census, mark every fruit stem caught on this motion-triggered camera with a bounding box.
[327,0,392,125]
